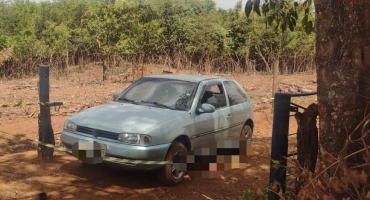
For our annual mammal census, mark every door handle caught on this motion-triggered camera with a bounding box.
[227,114,232,119]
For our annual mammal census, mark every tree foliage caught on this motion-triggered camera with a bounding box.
[0,0,315,78]
[245,0,315,33]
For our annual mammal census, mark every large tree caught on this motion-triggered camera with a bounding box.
[315,1,370,198]
[246,0,370,198]
[315,0,370,162]
[314,1,370,198]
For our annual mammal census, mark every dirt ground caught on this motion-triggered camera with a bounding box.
[0,65,317,200]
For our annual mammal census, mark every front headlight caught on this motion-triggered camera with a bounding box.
[63,121,77,132]
[118,133,152,145]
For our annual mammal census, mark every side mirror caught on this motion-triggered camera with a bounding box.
[113,92,121,100]
[198,103,216,113]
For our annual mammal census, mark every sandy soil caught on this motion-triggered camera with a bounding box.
[0,65,317,200]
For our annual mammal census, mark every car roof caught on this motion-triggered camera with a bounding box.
[144,74,233,83]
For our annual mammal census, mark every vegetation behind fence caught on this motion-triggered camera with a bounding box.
[0,0,315,79]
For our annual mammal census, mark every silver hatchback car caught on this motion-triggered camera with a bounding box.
[61,74,255,185]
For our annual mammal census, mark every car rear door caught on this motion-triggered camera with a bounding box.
[192,80,231,147]
[223,80,252,139]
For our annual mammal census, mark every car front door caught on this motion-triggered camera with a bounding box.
[192,81,231,148]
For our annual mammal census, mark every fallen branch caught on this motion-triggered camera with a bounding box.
[202,194,214,200]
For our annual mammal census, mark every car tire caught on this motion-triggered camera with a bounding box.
[157,142,187,186]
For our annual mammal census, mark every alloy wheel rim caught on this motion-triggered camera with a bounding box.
[171,150,185,180]
[244,129,252,147]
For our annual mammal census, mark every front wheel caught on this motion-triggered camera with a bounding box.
[157,142,187,186]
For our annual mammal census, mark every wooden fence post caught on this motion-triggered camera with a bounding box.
[272,59,279,111]
[38,65,55,159]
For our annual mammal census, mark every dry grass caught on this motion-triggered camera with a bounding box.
[0,47,12,67]
[243,113,370,200]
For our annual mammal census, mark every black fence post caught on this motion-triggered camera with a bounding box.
[38,65,55,159]
[268,93,291,199]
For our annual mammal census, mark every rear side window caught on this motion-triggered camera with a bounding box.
[224,81,248,106]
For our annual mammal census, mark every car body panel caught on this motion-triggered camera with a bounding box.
[60,131,170,170]
[141,110,197,149]
[193,107,231,147]
[67,101,187,135]
[226,102,250,138]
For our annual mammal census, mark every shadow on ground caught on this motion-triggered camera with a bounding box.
[0,132,38,156]
[0,137,273,200]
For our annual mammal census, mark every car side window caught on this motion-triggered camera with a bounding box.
[224,81,248,106]
[200,83,227,109]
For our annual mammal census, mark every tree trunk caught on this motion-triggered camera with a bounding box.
[255,46,270,71]
[102,54,109,81]
[315,0,370,170]
[294,103,318,195]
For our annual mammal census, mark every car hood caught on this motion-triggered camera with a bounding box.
[68,101,187,134]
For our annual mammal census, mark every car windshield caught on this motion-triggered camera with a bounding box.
[117,77,198,111]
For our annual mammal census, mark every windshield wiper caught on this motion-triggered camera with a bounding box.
[117,98,140,105]
[141,100,175,110]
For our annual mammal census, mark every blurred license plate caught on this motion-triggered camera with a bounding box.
[75,140,106,157]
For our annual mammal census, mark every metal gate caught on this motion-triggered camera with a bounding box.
[268,92,317,199]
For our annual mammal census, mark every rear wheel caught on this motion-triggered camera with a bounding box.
[240,125,253,146]
[157,142,187,186]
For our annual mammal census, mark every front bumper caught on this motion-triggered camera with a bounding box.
[61,131,171,171]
